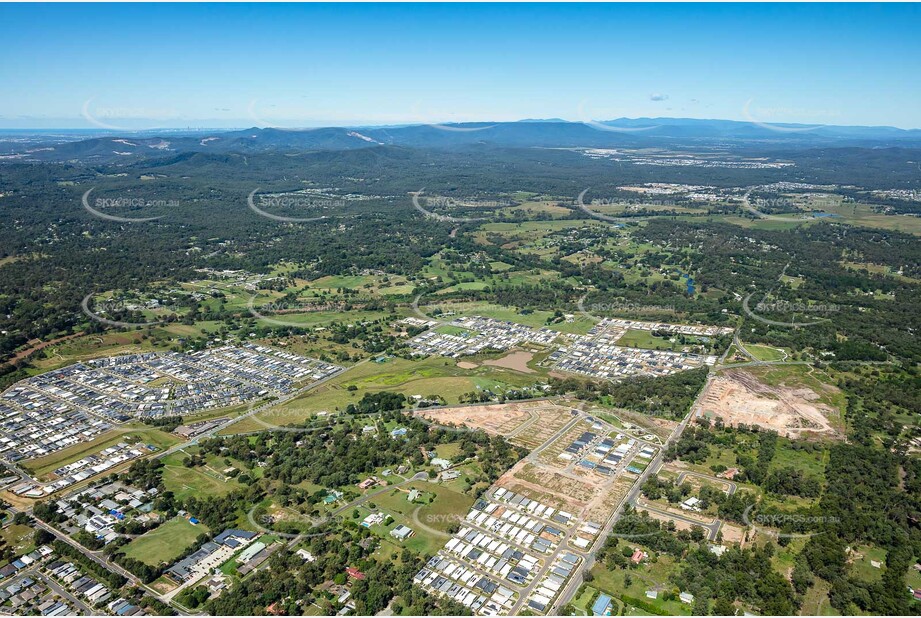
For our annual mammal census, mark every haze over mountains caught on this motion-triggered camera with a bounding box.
[2,117,921,164]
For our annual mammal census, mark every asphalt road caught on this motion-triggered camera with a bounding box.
[37,569,95,614]
[631,499,723,541]
[550,372,714,613]
[29,517,159,600]
[8,360,362,616]
[675,470,738,496]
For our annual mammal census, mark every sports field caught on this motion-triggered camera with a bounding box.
[121,517,209,566]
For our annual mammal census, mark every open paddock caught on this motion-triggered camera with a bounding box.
[121,516,209,567]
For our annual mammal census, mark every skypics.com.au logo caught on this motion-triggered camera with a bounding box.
[740,190,840,223]
[247,189,338,223]
[81,294,172,329]
[81,188,176,223]
[741,98,840,134]
[410,190,503,224]
[742,291,839,328]
[413,188,640,227]
[247,295,367,328]
[742,504,840,540]
[82,98,180,131]
[575,189,631,225]
[577,296,678,323]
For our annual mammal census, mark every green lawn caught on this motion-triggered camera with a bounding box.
[162,462,242,501]
[617,329,677,351]
[435,325,472,336]
[434,442,463,460]
[590,552,690,616]
[849,544,887,584]
[572,584,625,616]
[121,517,208,566]
[0,524,36,560]
[907,563,921,590]
[743,343,787,362]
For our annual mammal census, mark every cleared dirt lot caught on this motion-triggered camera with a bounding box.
[495,466,587,511]
[419,399,640,528]
[496,455,636,526]
[698,368,842,439]
[416,401,534,434]
[585,477,633,523]
[719,522,747,545]
[536,419,596,465]
[483,350,535,373]
[414,400,574,449]
[512,403,575,449]
[509,461,600,505]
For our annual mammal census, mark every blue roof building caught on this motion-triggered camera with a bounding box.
[592,593,613,616]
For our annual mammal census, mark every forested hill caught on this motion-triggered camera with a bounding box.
[4,117,921,163]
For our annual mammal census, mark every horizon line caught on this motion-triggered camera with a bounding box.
[2,116,921,133]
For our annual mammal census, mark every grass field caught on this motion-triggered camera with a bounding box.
[247,305,391,329]
[362,481,474,555]
[818,202,921,235]
[121,517,209,566]
[907,562,921,590]
[29,331,172,373]
[769,437,828,482]
[722,343,749,363]
[416,298,595,335]
[304,273,416,297]
[434,442,463,460]
[743,343,788,362]
[711,201,921,235]
[617,329,678,351]
[590,551,690,616]
[226,355,542,434]
[0,524,36,561]
[435,325,472,336]
[162,459,242,501]
[848,544,887,584]
[840,260,921,284]
[801,579,841,616]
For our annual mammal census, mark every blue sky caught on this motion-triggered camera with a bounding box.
[1,3,919,129]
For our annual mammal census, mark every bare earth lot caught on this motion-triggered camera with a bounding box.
[483,350,535,373]
[414,400,574,449]
[416,401,534,434]
[699,369,842,439]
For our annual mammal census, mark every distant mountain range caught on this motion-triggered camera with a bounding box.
[2,117,920,163]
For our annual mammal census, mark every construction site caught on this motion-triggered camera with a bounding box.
[697,368,843,439]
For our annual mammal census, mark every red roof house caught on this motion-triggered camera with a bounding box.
[346,567,366,580]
